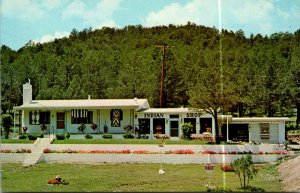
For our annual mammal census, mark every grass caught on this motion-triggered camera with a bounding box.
[0,139,34,144]
[1,162,283,192]
[52,138,211,145]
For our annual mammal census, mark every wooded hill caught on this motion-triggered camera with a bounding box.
[1,23,300,123]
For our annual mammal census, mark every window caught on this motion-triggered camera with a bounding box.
[29,111,50,125]
[71,109,93,124]
[40,112,50,124]
[260,123,270,140]
[138,119,150,134]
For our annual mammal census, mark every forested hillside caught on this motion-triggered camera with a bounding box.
[1,23,300,122]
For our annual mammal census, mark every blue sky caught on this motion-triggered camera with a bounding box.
[1,0,300,51]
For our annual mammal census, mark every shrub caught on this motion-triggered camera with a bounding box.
[181,122,194,140]
[28,134,37,140]
[39,133,44,138]
[123,133,134,139]
[1,114,12,139]
[56,134,65,140]
[102,134,112,139]
[85,134,93,139]
[233,154,257,189]
[65,132,70,139]
[19,134,27,139]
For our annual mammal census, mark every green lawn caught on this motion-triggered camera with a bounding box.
[52,138,211,145]
[1,162,283,192]
[0,139,34,144]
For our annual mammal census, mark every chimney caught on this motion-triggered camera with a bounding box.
[23,80,32,104]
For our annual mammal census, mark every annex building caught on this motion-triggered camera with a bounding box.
[13,81,289,144]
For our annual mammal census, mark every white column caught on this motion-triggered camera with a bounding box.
[150,118,154,139]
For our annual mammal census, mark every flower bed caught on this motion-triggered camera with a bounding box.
[42,148,289,155]
[0,149,31,153]
[220,165,235,172]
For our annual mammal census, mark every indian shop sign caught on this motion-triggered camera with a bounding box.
[186,113,202,117]
[144,113,164,118]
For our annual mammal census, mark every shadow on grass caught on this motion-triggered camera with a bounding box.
[239,186,265,192]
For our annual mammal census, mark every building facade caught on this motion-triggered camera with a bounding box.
[13,82,289,143]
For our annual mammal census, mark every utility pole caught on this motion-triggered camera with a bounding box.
[155,44,172,108]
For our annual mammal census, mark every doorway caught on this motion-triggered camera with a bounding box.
[170,120,179,137]
[56,112,65,129]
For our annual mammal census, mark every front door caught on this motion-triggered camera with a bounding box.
[56,112,65,129]
[170,120,179,137]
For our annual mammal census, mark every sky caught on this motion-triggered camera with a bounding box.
[1,0,300,51]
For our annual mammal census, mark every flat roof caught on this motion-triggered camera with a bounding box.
[232,117,290,122]
[13,98,149,110]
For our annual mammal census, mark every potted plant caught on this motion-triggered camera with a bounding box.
[22,127,28,134]
[90,123,97,133]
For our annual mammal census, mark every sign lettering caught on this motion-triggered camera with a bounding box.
[186,113,202,117]
[144,113,164,118]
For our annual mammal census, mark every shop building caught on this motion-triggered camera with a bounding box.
[13,81,289,143]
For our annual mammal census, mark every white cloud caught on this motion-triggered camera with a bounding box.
[33,31,70,44]
[231,0,274,23]
[1,0,44,21]
[141,0,219,27]
[62,0,121,28]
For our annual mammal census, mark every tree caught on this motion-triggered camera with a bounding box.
[233,154,257,189]
[1,114,13,139]
[188,49,238,143]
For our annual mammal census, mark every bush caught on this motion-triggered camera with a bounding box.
[123,133,134,139]
[85,134,93,139]
[181,122,193,140]
[28,134,37,140]
[39,133,44,138]
[65,132,70,139]
[56,134,65,140]
[1,114,12,139]
[19,134,27,139]
[102,134,112,139]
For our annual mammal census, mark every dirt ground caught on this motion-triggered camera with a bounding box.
[278,154,300,192]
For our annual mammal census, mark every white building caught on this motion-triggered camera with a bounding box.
[13,81,289,143]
